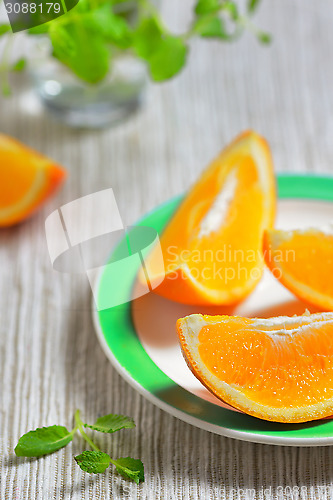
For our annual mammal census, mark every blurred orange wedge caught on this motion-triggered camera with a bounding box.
[144,131,276,305]
[264,227,333,311]
[0,134,66,227]
[177,312,333,423]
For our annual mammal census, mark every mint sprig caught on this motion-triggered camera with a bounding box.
[15,425,75,457]
[0,0,269,92]
[84,413,135,433]
[14,409,144,483]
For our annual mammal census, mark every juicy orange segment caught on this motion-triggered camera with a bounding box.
[0,134,67,226]
[144,131,276,305]
[177,312,333,422]
[264,228,333,311]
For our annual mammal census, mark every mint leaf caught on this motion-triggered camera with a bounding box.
[11,58,26,72]
[15,425,73,457]
[75,451,111,474]
[195,0,220,15]
[134,16,188,82]
[87,4,132,48]
[0,24,11,36]
[194,15,228,39]
[50,20,110,84]
[112,457,144,484]
[148,36,188,81]
[84,414,135,434]
[134,16,163,60]
[103,13,132,48]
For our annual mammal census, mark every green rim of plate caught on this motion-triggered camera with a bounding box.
[95,174,333,445]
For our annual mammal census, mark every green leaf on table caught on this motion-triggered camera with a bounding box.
[247,0,261,13]
[148,36,188,81]
[194,15,228,39]
[84,414,135,434]
[194,0,220,15]
[49,19,110,84]
[11,58,26,72]
[112,457,144,484]
[15,425,73,457]
[133,16,163,60]
[0,24,11,36]
[75,451,111,474]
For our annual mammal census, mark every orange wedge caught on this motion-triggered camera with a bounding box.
[264,227,333,311]
[177,312,333,422]
[0,134,67,227]
[144,131,276,305]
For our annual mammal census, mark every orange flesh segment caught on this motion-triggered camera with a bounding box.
[177,312,333,422]
[0,134,66,226]
[199,319,333,408]
[275,233,333,294]
[170,156,264,288]
[145,131,276,305]
[264,229,333,310]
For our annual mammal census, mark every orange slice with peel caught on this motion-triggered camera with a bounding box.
[177,311,333,423]
[264,227,333,311]
[0,134,67,227]
[143,131,276,305]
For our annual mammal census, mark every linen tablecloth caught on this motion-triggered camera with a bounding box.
[1,1,333,498]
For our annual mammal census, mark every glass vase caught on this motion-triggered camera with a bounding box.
[30,53,148,129]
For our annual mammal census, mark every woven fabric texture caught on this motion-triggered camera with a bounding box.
[1,1,333,498]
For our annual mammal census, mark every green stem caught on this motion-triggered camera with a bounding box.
[239,15,265,40]
[69,425,79,437]
[183,8,220,41]
[182,2,242,42]
[74,409,101,452]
